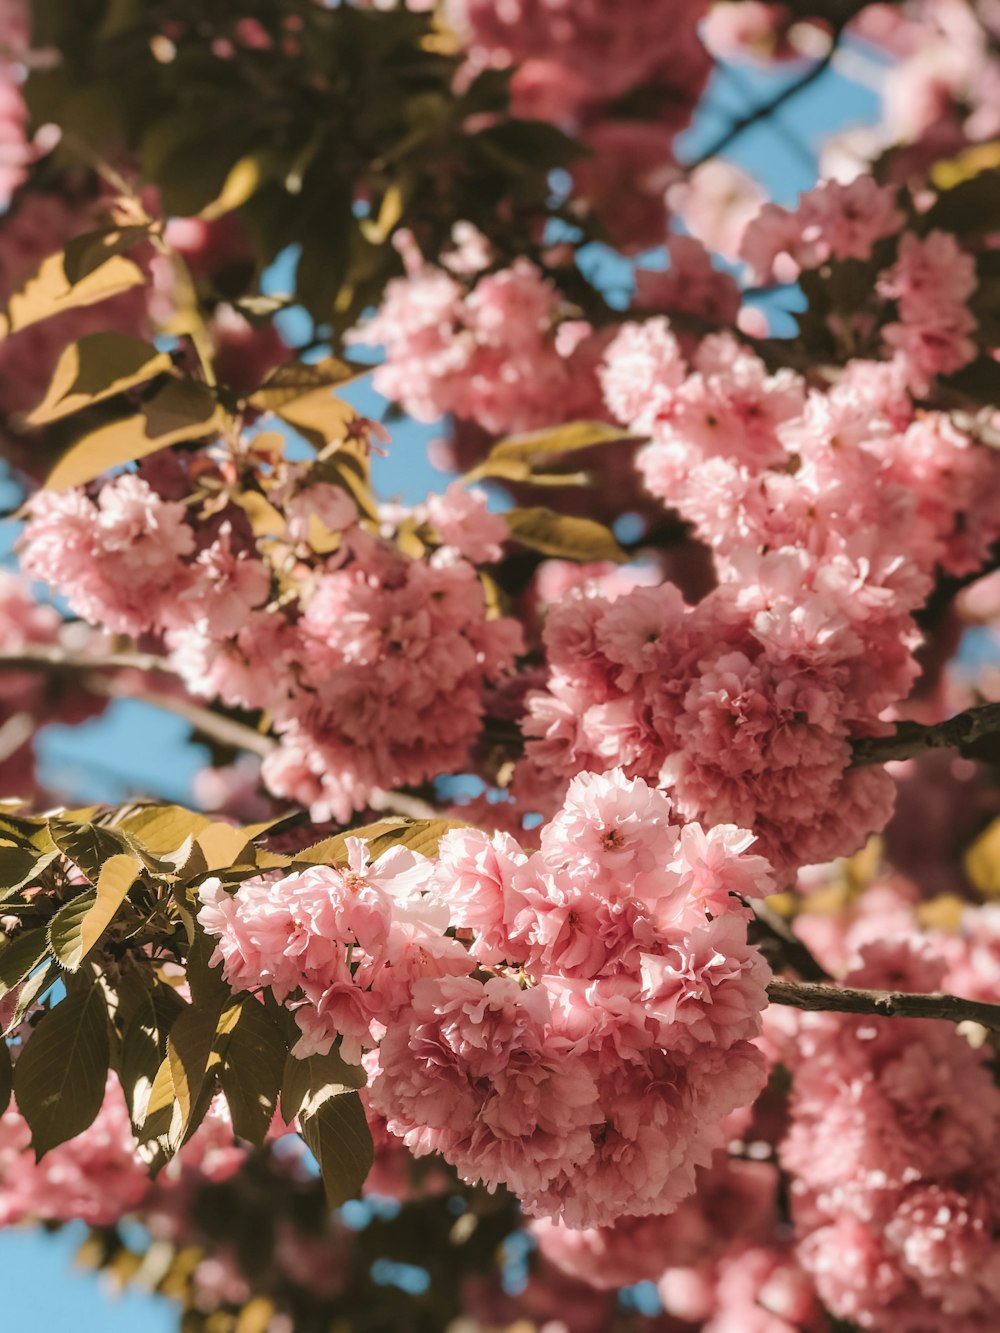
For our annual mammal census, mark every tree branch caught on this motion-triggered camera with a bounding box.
[685,37,840,171]
[851,702,1000,767]
[767,978,1000,1030]
[0,645,174,675]
[0,645,276,760]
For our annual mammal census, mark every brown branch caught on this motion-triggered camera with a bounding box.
[0,645,174,675]
[748,899,832,981]
[0,645,276,760]
[767,978,1000,1030]
[851,702,1000,767]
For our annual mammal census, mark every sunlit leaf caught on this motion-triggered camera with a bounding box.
[1,251,145,337]
[504,506,627,563]
[45,379,225,490]
[48,853,142,970]
[26,334,173,426]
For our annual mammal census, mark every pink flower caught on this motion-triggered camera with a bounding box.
[425,481,507,564]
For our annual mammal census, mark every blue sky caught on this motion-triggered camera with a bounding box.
[0,42,886,1330]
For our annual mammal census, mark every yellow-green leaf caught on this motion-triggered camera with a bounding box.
[1,251,145,337]
[62,224,153,284]
[466,420,637,482]
[26,333,173,426]
[48,853,141,970]
[199,153,266,222]
[116,805,213,859]
[504,506,627,563]
[965,818,1000,898]
[280,1047,366,1124]
[219,1001,290,1145]
[45,379,225,491]
[0,927,49,998]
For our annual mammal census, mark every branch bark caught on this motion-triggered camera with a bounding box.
[851,701,1000,767]
[767,978,1000,1030]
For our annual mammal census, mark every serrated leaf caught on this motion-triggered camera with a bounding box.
[0,843,57,899]
[219,1001,289,1144]
[45,379,225,491]
[116,805,213,859]
[299,1091,373,1207]
[13,981,110,1157]
[280,1046,366,1125]
[0,928,50,997]
[504,506,627,563]
[48,818,133,883]
[26,333,173,426]
[4,960,59,1036]
[141,998,228,1157]
[367,818,467,861]
[1,251,145,337]
[120,982,185,1131]
[49,854,141,970]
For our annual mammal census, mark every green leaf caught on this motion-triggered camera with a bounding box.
[1,250,145,337]
[280,1046,366,1124]
[0,843,58,899]
[467,420,637,483]
[0,928,50,998]
[26,334,173,426]
[48,853,141,970]
[299,1092,374,1207]
[504,507,627,563]
[249,356,364,410]
[141,997,230,1157]
[4,960,59,1036]
[119,981,185,1132]
[13,981,110,1157]
[219,1001,289,1145]
[289,817,465,869]
[62,225,154,285]
[48,818,133,883]
[0,1040,11,1115]
[44,379,225,491]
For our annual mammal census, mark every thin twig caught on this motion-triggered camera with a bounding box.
[0,645,174,675]
[852,702,1000,767]
[768,978,1000,1030]
[748,899,831,981]
[686,37,841,170]
[83,679,277,759]
[0,645,275,759]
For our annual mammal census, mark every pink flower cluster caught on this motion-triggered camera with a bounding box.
[880,229,979,392]
[0,1076,243,1229]
[349,233,606,435]
[781,940,1000,1330]
[201,769,774,1227]
[259,532,522,821]
[522,323,1000,874]
[740,176,904,283]
[199,838,471,1064]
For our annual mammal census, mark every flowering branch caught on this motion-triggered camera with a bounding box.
[851,701,1000,767]
[767,978,1000,1030]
